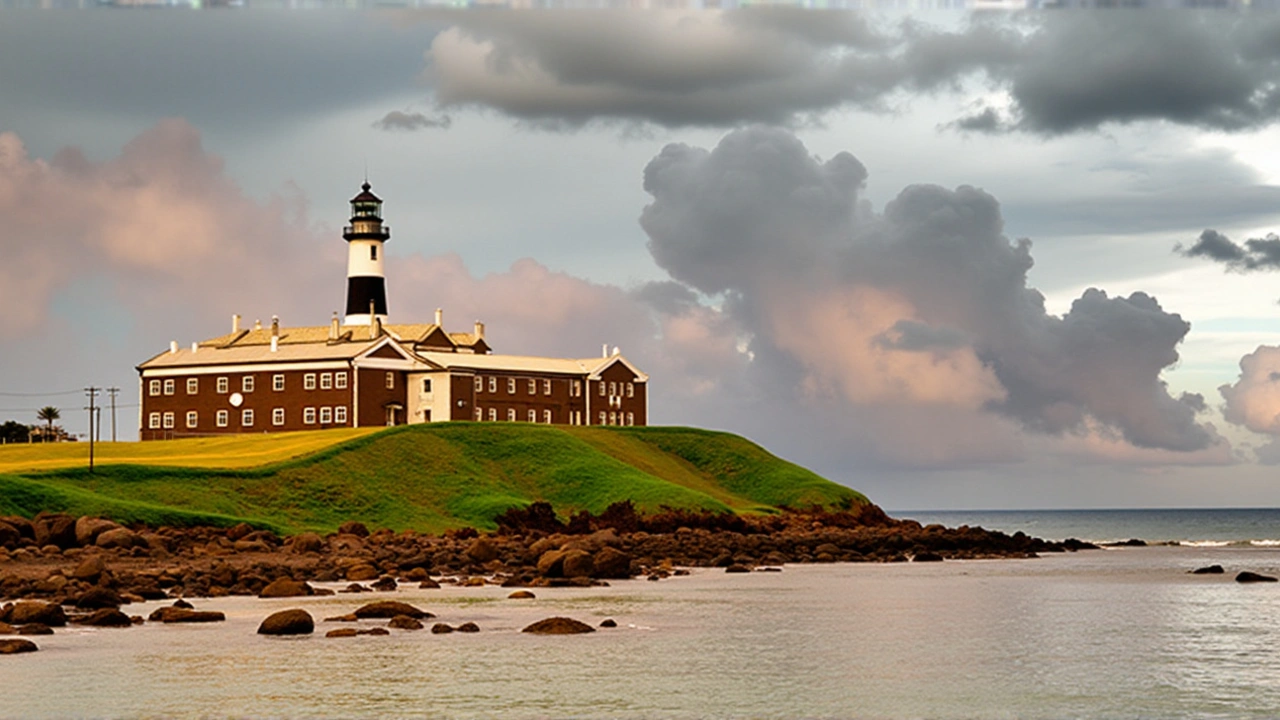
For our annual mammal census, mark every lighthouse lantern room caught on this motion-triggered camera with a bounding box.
[342,181,391,325]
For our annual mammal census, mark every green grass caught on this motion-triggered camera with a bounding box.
[0,424,867,534]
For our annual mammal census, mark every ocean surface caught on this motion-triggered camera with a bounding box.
[9,510,1280,719]
[895,507,1280,545]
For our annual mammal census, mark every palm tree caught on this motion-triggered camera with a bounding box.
[36,406,60,442]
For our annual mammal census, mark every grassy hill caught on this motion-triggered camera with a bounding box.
[0,424,866,534]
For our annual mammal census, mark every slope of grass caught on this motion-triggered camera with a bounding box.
[0,424,866,534]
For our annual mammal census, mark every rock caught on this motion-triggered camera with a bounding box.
[76,587,123,610]
[913,552,944,562]
[592,547,633,579]
[257,609,314,635]
[35,574,68,594]
[1191,565,1225,575]
[599,618,617,628]
[33,513,77,549]
[388,615,423,630]
[536,549,567,577]
[353,601,433,620]
[17,623,53,635]
[158,609,225,624]
[456,622,480,633]
[0,521,19,548]
[522,617,595,634]
[418,579,441,589]
[1,515,34,540]
[430,623,454,634]
[70,556,106,582]
[96,528,139,550]
[508,590,536,599]
[74,517,120,547]
[0,622,14,635]
[371,576,398,592]
[323,614,358,623]
[325,628,358,638]
[358,628,389,636]
[290,532,324,554]
[402,568,429,582]
[466,537,500,564]
[0,639,38,654]
[725,564,751,574]
[337,521,370,538]
[9,602,66,627]
[172,599,194,610]
[340,583,369,594]
[258,578,313,598]
[225,523,254,541]
[345,564,379,582]
[459,576,486,587]
[561,549,594,579]
[78,608,133,627]
[1236,571,1278,583]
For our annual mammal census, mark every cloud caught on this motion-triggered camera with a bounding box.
[1177,228,1280,271]
[1221,345,1280,436]
[373,111,453,131]
[638,126,1217,454]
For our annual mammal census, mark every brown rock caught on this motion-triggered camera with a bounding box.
[401,567,429,582]
[725,564,751,573]
[337,521,370,538]
[257,609,314,635]
[357,627,389,636]
[9,602,66,627]
[290,532,324,554]
[76,587,123,610]
[0,639,38,654]
[1236,571,1278,583]
[522,617,595,634]
[353,601,433,619]
[258,578,313,598]
[456,622,479,633]
[561,549,594,579]
[226,523,254,541]
[160,609,226,624]
[0,622,14,635]
[371,576,398,592]
[325,628,358,638]
[78,608,133,627]
[17,623,53,635]
[388,615,423,630]
[345,564,379,581]
[599,619,617,628]
[508,590,536,599]
[33,514,77,549]
[69,556,106,582]
[466,537,499,564]
[430,623,454,634]
[74,517,120,547]
[536,549,567,577]
[35,574,68,594]
[0,521,19,548]
[592,547,633,579]
[96,528,139,550]
[340,583,369,593]
[323,613,358,623]
[418,579,441,589]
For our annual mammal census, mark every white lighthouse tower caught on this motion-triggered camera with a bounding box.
[342,181,391,326]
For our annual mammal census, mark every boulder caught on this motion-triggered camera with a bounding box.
[0,521,21,548]
[522,617,595,635]
[76,587,123,610]
[1236,571,1278,583]
[370,576,398,592]
[430,623,454,634]
[33,513,77,549]
[258,578,313,599]
[1,516,33,540]
[0,639,38,654]
[74,517,120,547]
[0,622,14,635]
[418,579,441,589]
[561,549,594,579]
[508,590,536,600]
[225,523,254,541]
[96,528,139,550]
[153,608,226,624]
[345,564,380,582]
[323,613,358,623]
[401,567,429,582]
[337,521,370,538]
[913,552,944,563]
[325,628,358,638]
[592,547,633,579]
[70,556,106,582]
[9,602,66,627]
[78,609,133,627]
[388,615,423,630]
[466,537,499,564]
[35,574,68,594]
[340,583,369,594]
[725,564,751,574]
[257,609,314,635]
[289,532,324,554]
[17,623,53,635]
[456,622,480,633]
[353,601,433,620]
[358,627,389,636]
[536,550,567,577]
[599,618,617,628]
[1191,565,1225,575]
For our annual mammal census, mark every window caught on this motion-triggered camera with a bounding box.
[572,380,581,397]
[508,377,516,394]
[304,407,316,424]
[599,382,606,396]
[489,377,497,393]
[242,376,254,393]
[149,380,161,397]
[163,379,175,396]
[609,382,617,396]
[627,412,635,426]
[336,406,348,424]
[216,410,228,428]
[598,411,606,426]
[544,379,552,396]
[186,411,197,429]
[609,412,617,426]
[385,372,394,390]
[241,409,254,427]
[304,373,316,391]
[475,407,483,421]
[528,378,537,394]
[335,372,348,390]
[272,408,285,426]
[217,377,229,394]
[163,412,174,429]
[422,378,432,393]
[528,409,537,423]
[475,376,483,392]
[321,373,332,390]
[186,378,198,395]
[488,408,497,421]
[507,408,516,422]
[371,245,377,261]
[320,407,332,424]
[627,382,634,398]
[148,412,160,429]
[544,409,552,424]
[273,374,285,392]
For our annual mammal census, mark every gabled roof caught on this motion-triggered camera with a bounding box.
[138,339,381,369]
[417,351,646,380]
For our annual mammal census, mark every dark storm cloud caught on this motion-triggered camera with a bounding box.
[638,126,1216,453]
[1177,229,1280,271]
[373,111,453,131]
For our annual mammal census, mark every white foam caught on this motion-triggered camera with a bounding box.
[1179,540,1232,547]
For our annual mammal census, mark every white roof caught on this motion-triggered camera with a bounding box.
[418,351,648,381]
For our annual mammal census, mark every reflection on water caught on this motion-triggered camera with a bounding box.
[9,546,1280,718]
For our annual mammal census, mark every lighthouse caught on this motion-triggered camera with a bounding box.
[342,181,391,326]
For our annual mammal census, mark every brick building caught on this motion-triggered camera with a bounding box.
[136,183,648,439]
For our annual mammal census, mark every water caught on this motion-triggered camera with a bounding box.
[895,507,1280,546]
[9,544,1280,718]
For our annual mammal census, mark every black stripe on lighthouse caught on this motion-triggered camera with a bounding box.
[346,276,388,317]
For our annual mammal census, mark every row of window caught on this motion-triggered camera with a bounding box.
[470,408,636,426]
[147,406,349,430]
[468,376,637,399]
[148,372,350,397]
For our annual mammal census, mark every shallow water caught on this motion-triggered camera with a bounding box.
[9,546,1280,718]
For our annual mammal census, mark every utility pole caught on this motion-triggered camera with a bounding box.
[84,387,99,473]
[107,387,119,442]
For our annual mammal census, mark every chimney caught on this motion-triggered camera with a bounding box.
[602,343,608,358]
[329,312,339,341]
[271,315,279,338]
[474,320,485,340]
[369,299,379,339]
[435,308,443,326]
[253,319,262,331]
[170,340,178,354]
[232,314,241,333]
[613,346,620,356]
[191,342,198,353]
[271,336,278,353]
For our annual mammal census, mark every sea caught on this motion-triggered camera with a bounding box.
[8,509,1280,719]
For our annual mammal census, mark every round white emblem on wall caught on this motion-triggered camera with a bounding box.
[229,392,244,408]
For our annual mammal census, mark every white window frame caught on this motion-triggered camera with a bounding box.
[508,377,516,394]
[304,373,316,391]
[528,409,536,423]
[186,411,198,429]
[489,377,497,393]
[216,410,228,428]
[544,379,552,396]
[335,372,348,390]
[609,381,617,396]
[241,409,254,427]
[610,412,617,426]
[475,407,483,421]
[572,380,581,397]
[303,407,316,424]
[149,380,161,397]
[186,378,198,395]
[385,372,395,390]
[148,412,160,429]
[422,378,432,394]
[627,382,634,398]
[598,411,606,426]
[320,407,332,424]
[475,376,483,392]
[163,379,175,396]
[163,412,174,429]
[272,408,285,426]
[627,412,635,426]
[488,408,497,422]
[335,406,347,424]
[320,373,332,390]
[599,381,606,397]
[528,378,537,394]
[242,375,254,393]
[216,377,229,394]
[544,409,552,424]
[507,408,516,422]
[273,374,285,392]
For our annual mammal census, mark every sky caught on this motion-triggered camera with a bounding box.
[5,7,1280,510]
